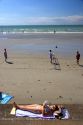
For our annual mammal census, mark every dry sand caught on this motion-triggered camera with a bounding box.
[0,53,83,104]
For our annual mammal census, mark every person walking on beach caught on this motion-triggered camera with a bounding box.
[49,50,53,63]
[76,51,80,65]
[4,48,8,62]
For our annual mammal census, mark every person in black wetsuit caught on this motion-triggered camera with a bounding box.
[76,51,80,65]
[4,48,8,62]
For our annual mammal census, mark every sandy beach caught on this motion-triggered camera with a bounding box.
[0,33,83,124]
[0,33,83,125]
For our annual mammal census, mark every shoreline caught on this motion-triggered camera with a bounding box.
[1,31,83,35]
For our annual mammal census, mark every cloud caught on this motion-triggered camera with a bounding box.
[59,15,83,24]
[0,15,83,25]
[21,15,83,25]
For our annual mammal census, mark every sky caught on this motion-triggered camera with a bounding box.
[0,0,83,25]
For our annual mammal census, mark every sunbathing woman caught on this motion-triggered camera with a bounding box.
[13,101,63,117]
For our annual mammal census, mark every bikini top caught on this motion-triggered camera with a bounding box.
[44,105,51,113]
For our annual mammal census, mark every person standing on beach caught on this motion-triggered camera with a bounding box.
[49,50,53,63]
[54,29,56,34]
[4,48,8,62]
[76,51,80,65]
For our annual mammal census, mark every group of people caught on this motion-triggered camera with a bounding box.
[3,48,81,65]
[13,101,64,119]
[49,50,81,65]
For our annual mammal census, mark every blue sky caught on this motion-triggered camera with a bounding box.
[0,0,83,25]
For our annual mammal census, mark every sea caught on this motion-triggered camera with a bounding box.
[0,25,83,57]
[0,25,83,34]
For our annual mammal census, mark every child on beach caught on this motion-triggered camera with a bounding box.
[49,50,57,64]
[49,50,54,63]
[76,51,80,65]
[4,48,8,62]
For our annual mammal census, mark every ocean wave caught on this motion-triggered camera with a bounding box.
[0,25,83,35]
[0,31,83,35]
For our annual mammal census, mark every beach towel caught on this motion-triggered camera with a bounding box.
[16,109,55,119]
[0,92,13,104]
[10,107,55,119]
[13,108,70,119]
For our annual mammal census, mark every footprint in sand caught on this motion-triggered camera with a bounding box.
[48,82,52,84]
[30,96,32,98]
[59,95,63,99]
[67,65,69,66]
[38,80,40,81]
[69,98,72,101]
[43,88,46,91]
[56,96,63,100]
[27,90,29,93]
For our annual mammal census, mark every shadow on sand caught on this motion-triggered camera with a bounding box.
[54,63,61,70]
[53,57,61,70]
[79,64,83,67]
[6,61,13,64]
